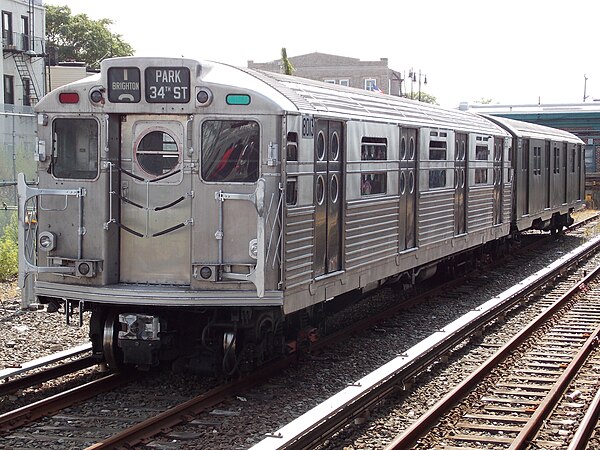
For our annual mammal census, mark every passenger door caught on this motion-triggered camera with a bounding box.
[400,128,417,249]
[493,137,503,225]
[454,133,467,234]
[119,115,193,284]
[314,120,343,277]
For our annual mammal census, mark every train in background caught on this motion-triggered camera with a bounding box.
[17,57,584,374]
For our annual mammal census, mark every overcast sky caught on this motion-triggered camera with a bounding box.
[47,0,599,108]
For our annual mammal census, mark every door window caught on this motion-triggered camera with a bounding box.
[136,130,180,176]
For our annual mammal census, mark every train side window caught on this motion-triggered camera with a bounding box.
[553,146,560,174]
[533,146,541,175]
[361,137,387,160]
[475,144,489,160]
[201,120,260,182]
[52,118,99,180]
[429,140,447,160]
[286,178,298,206]
[136,130,180,177]
[287,132,298,161]
[428,169,446,188]
[361,173,386,195]
[474,168,488,184]
[571,147,576,172]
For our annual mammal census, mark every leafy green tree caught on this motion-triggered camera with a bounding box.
[405,91,438,105]
[45,5,134,69]
[0,213,18,281]
[280,48,294,76]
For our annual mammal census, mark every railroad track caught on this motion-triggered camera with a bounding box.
[2,215,599,448]
[0,343,94,397]
[249,235,600,449]
[387,260,600,449]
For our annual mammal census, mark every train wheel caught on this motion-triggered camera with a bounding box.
[102,311,124,371]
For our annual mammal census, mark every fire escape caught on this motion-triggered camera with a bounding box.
[3,31,41,105]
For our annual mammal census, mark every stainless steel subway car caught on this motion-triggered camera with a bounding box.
[18,57,584,373]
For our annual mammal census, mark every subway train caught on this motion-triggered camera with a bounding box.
[17,57,584,374]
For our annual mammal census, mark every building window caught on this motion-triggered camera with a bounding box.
[2,11,12,46]
[3,75,14,104]
[324,79,336,84]
[20,15,29,51]
[364,79,377,91]
[361,137,387,160]
[22,78,31,106]
[361,173,386,195]
[339,79,349,87]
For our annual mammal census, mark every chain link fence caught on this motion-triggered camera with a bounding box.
[1,107,37,234]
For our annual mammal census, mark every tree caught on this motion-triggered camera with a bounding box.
[280,48,294,76]
[405,91,438,105]
[45,5,134,69]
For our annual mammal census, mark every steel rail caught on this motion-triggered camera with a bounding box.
[85,356,293,450]
[0,356,96,396]
[567,383,600,450]
[251,236,600,450]
[0,372,134,432]
[508,322,600,449]
[385,253,600,450]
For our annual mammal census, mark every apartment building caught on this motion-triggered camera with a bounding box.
[248,52,404,96]
[1,0,45,112]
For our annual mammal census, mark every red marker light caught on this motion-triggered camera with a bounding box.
[59,92,80,104]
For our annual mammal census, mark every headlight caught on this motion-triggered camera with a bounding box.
[38,231,56,252]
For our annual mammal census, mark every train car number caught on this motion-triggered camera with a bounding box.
[145,67,191,103]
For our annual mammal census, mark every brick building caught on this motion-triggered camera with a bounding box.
[248,52,404,96]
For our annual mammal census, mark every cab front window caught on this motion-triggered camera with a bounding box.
[52,118,99,179]
[201,120,259,182]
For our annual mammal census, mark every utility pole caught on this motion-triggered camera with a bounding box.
[583,74,589,102]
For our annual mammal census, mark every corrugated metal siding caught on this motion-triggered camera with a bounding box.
[284,206,315,290]
[418,191,454,245]
[468,186,494,231]
[345,198,399,270]
[503,184,512,224]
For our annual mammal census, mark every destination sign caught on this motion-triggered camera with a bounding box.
[107,67,141,103]
[145,67,191,103]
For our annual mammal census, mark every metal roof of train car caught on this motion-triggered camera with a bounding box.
[241,67,508,136]
[38,56,509,138]
[482,114,584,143]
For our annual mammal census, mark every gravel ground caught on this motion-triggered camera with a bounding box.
[1,210,598,450]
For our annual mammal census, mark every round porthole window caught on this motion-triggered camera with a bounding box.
[316,175,325,205]
[316,131,326,161]
[409,171,415,194]
[136,130,180,177]
[400,137,407,160]
[331,132,340,161]
[409,137,415,160]
[400,171,406,195]
[330,174,339,203]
